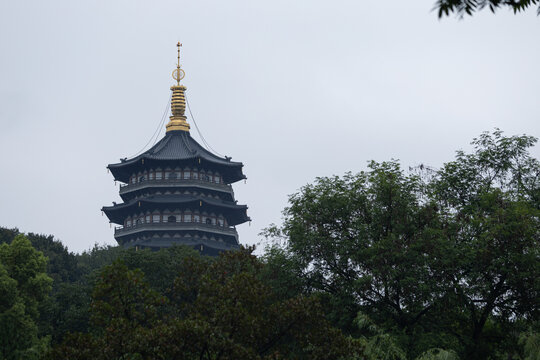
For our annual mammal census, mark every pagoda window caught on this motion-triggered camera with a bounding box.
[126,219,132,227]
[214,175,220,184]
[139,175,145,182]
[149,172,154,180]
[184,213,192,222]
[136,218,142,225]
[217,218,224,227]
[192,171,199,180]
[205,218,212,225]
[183,171,191,179]
[168,172,177,180]
[145,215,151,223]
[167,215,176,223]
[194,214,200,223]
[156,171,163,180]
[131,176,136,184]
[152,214,160,223]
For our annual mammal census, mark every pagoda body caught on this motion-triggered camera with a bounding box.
[102,45,249,256]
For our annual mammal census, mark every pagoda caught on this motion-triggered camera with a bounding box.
[102,43,250,256]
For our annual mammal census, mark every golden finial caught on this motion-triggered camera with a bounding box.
[167,42,190,133]
[172,42,185,86]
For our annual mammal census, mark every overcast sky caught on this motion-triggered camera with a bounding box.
[0,0,538,253]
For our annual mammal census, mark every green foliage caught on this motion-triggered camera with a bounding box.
[119,244,201,295]
[415,348,459,360]
[0,235,52,320]
[519,329,540,360]
[75,243,124,275]
[263,130,539,359]
[0,228,79,284]
[431,130,540,358]
[50,247,361,359]
[435,0,540,17]
[0,227,19,245]
[263,160,450,355]
[91,260,166,328]
[355,312,407,360]
[0,235,52,359]
[0,227,87,342]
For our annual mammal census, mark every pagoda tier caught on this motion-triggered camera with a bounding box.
[118,181,235,203]
[102,195,249,226]
[108,131,246,184]
[101,45,249,255]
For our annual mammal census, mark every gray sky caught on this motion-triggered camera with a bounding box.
[1,0,539,253]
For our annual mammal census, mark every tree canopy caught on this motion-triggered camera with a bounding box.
[262,130,540,359]
[0,235,52,360]
[434,0,540,17]
[50,248,360,360]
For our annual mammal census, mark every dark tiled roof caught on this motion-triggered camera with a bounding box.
[102,194,249,226]
[144,131,237,164]
[108,131,243,177]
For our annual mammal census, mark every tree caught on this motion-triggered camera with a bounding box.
[0,235,52,359]
[262,130,539,359]
[118,244,201,295]
[434,0,540,18]
[0,228,79,285]
[519,327,540,360]
[430,130,540,357]
[354,312,407,360]
[176,248,356,359]
[51,248,361,359]
[262,161,454,356]
[0,227,100,345]
[49,260,168,360]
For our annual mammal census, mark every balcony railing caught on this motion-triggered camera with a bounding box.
[119,178,233,195]
[114,221,238,239]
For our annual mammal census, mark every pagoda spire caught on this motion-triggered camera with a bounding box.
[166,42,190,133]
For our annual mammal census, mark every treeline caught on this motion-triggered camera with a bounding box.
[0,231,358,359]
[0,130,539,359]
